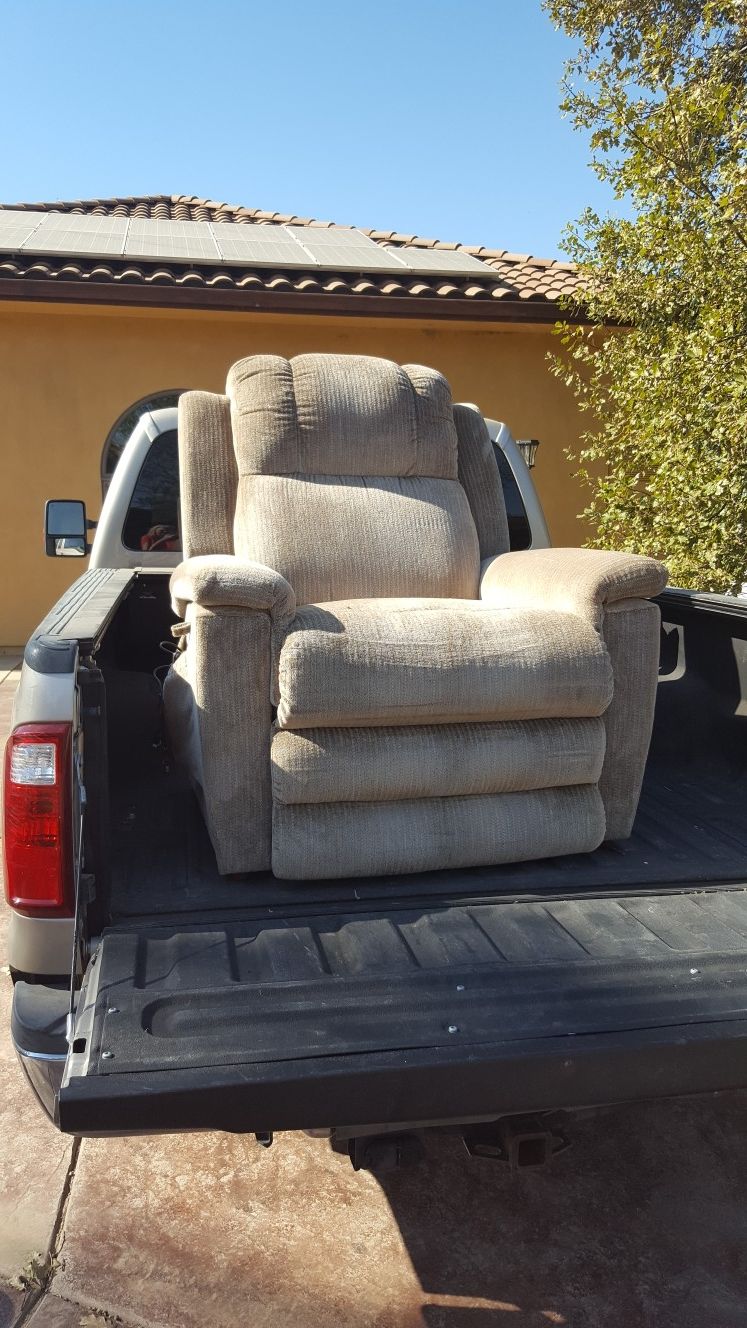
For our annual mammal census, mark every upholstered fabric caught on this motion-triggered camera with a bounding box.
[453,404,510,559]
[237,475,480,607]
[227,353,481,605]
[272,784,607,879]
[165,351,666,880]
[165,603,273,874]
[271,718,606,805]
[178,392,236,558]
[276,598,613,729]
[169,556,295,700]
[170,555,295,623]
[163,646,205,791]
[227,353,458,478]
[480,547,668,629]
[599,598,661,838]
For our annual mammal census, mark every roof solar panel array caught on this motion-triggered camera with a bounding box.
[0,209,498,278]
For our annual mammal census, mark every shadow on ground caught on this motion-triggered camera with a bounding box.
[377,1094,747,1328]
[49,1092,747,1328]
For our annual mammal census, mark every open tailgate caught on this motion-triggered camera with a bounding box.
[58,890,747,1135]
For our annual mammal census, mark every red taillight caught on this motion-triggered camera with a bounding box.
[3,723,74,916]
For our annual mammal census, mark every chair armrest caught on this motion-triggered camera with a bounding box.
[170,554,295,625]
[480,548,668,628]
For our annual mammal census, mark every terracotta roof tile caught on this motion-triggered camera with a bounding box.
[228,276,260,292]
[206,272,238,288]
[0,194,582,319]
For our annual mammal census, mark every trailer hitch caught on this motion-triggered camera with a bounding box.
[337,1132,426,1174]
[462,1115,570,1169]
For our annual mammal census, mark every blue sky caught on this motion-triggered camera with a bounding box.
[2,0,616,259]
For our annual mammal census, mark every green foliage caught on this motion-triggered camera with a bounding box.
[545,0,747,591]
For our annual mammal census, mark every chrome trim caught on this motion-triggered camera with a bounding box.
[11,1036,66,1063]
[15,1044,63,1124]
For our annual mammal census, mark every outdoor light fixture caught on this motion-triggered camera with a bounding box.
[516,439,540,469]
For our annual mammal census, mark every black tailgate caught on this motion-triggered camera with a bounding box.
[58,889,747,1134]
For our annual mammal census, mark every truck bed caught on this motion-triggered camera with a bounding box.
[108,750,747,921]
[103,579,747,921]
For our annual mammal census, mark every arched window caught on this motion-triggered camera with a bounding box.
[101,389,184,495]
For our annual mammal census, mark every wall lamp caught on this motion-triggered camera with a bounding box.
[516,439,540,469]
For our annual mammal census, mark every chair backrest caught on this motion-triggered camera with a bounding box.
[179,353,509,605]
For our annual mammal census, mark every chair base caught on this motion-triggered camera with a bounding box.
[271,785,606,880]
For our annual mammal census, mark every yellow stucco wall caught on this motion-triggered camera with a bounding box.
[0,300,589,645]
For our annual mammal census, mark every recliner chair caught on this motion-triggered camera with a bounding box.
[164,353,667,879]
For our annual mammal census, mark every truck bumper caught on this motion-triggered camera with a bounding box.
[15,1045,64,1124]
[11,979,68,1125]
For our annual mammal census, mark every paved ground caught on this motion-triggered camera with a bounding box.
[2,653,747,1328]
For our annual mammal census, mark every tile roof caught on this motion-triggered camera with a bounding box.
[0,194,582,321]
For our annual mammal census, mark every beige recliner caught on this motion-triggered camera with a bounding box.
[164,353,667,879]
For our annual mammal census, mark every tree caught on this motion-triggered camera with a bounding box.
[545,0,747,592]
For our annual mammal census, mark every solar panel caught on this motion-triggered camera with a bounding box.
[30,211,124,230]
[287,227,408,272]
[0,210,48,251]
[211,223,312,267]
[286,226,368,247]
[125,219,221,262]
[23,212,129,257]
[391,246,496,277]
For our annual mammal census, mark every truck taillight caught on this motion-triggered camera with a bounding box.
[3,723,74,916]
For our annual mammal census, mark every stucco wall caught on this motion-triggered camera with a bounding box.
[0,300,589,644]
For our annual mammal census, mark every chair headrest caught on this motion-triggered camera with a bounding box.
[226,353,459,480]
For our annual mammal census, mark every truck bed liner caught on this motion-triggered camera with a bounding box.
[109,757,747,921]
[102,586,747,920]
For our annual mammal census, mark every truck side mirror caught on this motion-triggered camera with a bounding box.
[45,499,88,557]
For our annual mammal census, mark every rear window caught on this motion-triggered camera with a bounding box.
[494,447,532,550]
[122,431,182,553]
[121,432,530,556]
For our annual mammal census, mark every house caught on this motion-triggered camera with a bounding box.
[0,194,584,645]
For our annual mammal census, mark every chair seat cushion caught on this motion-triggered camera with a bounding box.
[276,598,613,729]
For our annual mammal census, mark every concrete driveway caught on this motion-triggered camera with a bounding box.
[2,653,747,1328]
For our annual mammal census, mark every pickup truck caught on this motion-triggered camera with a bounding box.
[6,401,747,1169]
